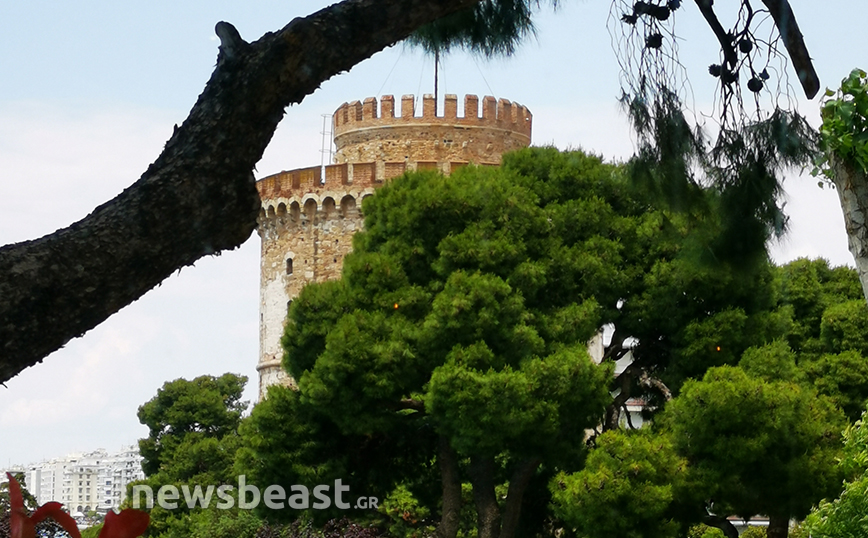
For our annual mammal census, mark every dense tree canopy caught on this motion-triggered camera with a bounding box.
[237,147,800,538]
[664,364,844,538]
[136,374,249,537]
[244,151,623,538]
[549,258,868,538]
[551,428,693,538]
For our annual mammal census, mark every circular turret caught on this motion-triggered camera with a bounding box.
[255,94,532,400]
[333,94,532,175]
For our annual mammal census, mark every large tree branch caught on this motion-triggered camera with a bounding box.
[759,0,819,99]
[703,515,739,538]
[0,0,479,383]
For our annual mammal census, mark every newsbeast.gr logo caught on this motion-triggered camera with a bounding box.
[131,476,378,510]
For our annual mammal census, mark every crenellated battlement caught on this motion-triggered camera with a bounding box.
[333,94,532,138]
[332,94,532,167]
[256,163,376,227]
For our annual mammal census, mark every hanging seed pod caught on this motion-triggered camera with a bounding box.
[747,77,764,92]
[646,33,663,49]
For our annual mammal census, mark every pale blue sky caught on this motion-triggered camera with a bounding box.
[0,0,864,467]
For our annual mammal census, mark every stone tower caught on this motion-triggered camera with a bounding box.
[255,94,533,400]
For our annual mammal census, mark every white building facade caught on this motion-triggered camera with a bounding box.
[3,445,145,514]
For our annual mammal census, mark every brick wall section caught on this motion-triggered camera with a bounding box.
[255,94,533,400]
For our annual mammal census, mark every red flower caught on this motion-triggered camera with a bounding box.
[7,472,81,538]
[98,508,150,538]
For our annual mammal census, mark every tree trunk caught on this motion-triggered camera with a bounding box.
[767,515,789,538]
[437,436,462,538]
[499,458,540,538]
[468,456,501,538]
[830,156,868,304]
[0,0,480,383]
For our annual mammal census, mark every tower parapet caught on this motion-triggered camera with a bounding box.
[255,94,532,400]
[333,94,531,170]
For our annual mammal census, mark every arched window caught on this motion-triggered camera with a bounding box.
[286,258,293,275]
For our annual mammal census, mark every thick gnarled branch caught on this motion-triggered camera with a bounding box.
[759,0,819,98]
[0,0,479,383]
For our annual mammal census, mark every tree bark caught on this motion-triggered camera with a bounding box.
[830,156,868,304]
[767,515,790,538]
[468,456,501,538]
[702,515,739,538]
[437,436,462,538]
[499,457,540,538]
[759,0,819,99]
[0,0,479,383]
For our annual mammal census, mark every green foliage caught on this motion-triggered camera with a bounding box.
[820,299,868,356]
[505,149,783,396]
[816,68,868,176]
[258,149,668,536]
[805,474,868,537]
[0,472,38,512]
[625,85,818,267]
[739,526,767,538]
[81,523,104,538]
[407,0,556,57]
[804,408,868,537]
[775,258,864,358]
[427,343,611,459]
[738,340,802,383]
[135,373,249,537]
[804,350,868,421]
[138,373,248,478]
[249,148,807,536]
[551,429,691,538]
[377,485,435,538]
[155,509,262,538]
[664,365,845,522]
[236,385,419,525]
[187,508,261,538]
[686,525,724,538]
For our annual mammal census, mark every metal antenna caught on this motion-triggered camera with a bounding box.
[319,114,333,184]
[434,49,440,115]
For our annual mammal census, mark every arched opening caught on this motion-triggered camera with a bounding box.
[322,197,336,219]
[340,195,357,218]
[290,201,301,221]
[277,202,287,216]
[304,199,317,221]
[286,258,293,275]
[266,205,276,217]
